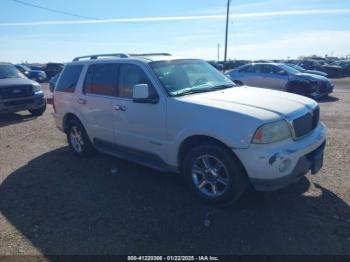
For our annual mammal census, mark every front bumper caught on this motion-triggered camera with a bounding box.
[0,92,46,113]
[310,82,334,99]
[233,122,327,191]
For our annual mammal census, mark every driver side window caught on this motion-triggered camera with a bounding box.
[118,64,153,99]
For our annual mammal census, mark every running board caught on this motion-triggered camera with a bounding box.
[93,138,172,172]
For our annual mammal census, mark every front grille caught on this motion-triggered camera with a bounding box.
[292,107,320,138]
[0,85,33,99]
[4,99,33,107]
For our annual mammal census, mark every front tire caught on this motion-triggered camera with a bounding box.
[67,119,95,157]
[29,104,46,116]
[183,143,247,205]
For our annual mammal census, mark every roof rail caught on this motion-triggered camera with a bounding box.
[129,53,172,57]
[72,53,129,61]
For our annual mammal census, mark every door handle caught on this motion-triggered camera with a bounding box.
[77,98,87,105]
[113,105,127,112]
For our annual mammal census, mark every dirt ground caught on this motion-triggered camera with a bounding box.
[0,79,349,257]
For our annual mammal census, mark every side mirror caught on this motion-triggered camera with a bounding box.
[277,70,287,75]
[133,84,159,104]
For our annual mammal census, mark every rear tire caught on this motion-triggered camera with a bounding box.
[29,104,46,116]
[183,143,247,205]
[67,119,95,157]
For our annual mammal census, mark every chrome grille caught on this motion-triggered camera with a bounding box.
[0,85,34,99]
[292,107,320,138]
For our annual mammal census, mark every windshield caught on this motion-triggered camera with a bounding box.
[280,64,302,75]
[0,64,26,79]
[150,59,234,96]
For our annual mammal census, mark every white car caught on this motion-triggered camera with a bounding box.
[52,53,326,204]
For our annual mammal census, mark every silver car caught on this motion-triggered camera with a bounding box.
[226,63,333,99]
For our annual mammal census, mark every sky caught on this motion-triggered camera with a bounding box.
[0,0,350,63]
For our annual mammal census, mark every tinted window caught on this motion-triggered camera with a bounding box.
[240,65,253,72]
[261,65,280,74]
[84,64,116,96]
[241,65,259,73]
[118,64,151,98]
[56,65,83,93]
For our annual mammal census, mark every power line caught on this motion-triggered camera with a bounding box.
[10,0,100,20]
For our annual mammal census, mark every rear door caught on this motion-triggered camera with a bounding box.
[77,63,117,142]
[238,64,264,86]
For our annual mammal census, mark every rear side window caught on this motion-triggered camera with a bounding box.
[240,65,256,73]
[84,64,116,96]
[55,65,83,93]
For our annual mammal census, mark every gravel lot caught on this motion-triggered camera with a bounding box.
[0,79,349,256]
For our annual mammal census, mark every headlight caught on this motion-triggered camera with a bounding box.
[252,120,291,144]
[32,84,42,93]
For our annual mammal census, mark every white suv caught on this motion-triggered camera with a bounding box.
[52,53,326,204]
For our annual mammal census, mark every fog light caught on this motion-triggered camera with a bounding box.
[279,159,292,172]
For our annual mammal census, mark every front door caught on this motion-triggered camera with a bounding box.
[259,64,289,90]
[111,62,167,159]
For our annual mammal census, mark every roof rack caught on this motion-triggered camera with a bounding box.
[129,53,172,57]
[72,53,129,61]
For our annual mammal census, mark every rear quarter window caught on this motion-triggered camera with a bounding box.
[55,65,83,93]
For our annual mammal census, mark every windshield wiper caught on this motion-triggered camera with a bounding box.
[172,84,234,97]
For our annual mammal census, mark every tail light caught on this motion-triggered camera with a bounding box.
[52,94,56,113]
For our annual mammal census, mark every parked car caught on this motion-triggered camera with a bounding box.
[226,63,333,99]
[52,53,326,204]
[286,63,328,77]
[45,62,64,80]
[15,64,47,83]
[0,63,46,116]
[297,60,344,78]
[28,65,44,71]
[331,60,350,77]
[49,73,60,92]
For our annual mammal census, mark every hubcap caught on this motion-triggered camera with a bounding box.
[70,126,84,153]
[191,155,229,197]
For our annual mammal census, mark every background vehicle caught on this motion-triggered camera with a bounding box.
[0,63,46,116]
[331,60,350,77]
[52,53,326,205]
[15,64,47,83]
[49,73,60,92]
[286,63,328,77]
[297,60,344,78]
[27,64,44,71]
[226,63,333,99]
[44,62,64,80]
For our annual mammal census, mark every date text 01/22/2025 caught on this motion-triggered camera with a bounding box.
[127,256,219,261]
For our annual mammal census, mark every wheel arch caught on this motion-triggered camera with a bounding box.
[62,112,82,133]
[177,135,246,174]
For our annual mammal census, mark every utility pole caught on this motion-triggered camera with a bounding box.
[224,0,231,63]
[217,43,220,61]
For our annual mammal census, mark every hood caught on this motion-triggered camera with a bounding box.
[29,69,45,74]
[305,70,327,77]
[177,86,317,122]
[295,72,329,82]
[0,77,37,87]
